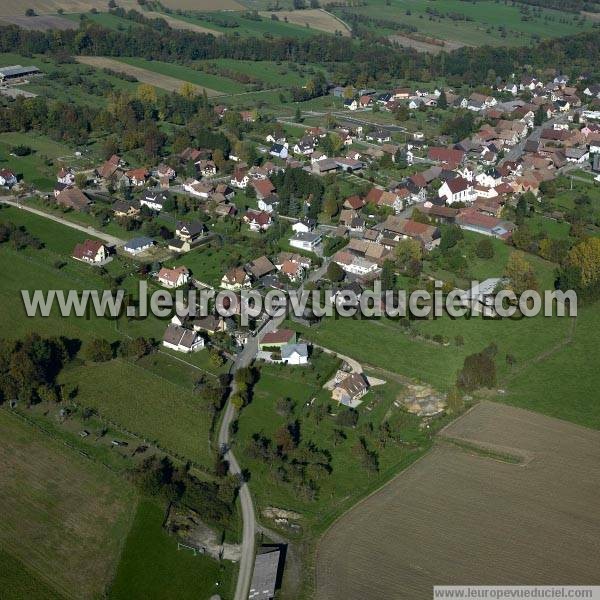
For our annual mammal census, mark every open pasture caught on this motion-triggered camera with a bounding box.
[0,409,136,599]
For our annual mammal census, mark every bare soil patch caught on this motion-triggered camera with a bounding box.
[316,401,600,599]
[75,56,221,96]
[261,9,351,36]
[0,409,136,599]
[0,14,77,29]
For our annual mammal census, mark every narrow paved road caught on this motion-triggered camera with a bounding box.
[219,257,330,599]
[0,197,126,246]
[218,338,258,600]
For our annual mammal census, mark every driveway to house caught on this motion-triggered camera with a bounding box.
[0,197,126,247]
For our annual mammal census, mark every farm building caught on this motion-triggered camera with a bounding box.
[249,547,282,600]
[0,65,41,83]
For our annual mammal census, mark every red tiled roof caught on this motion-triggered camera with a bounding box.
[428,147,465,165]
[72,239,104,260]
[261,329,294,345]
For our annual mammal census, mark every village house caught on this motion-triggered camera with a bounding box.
[56,187,91,211]
[292,218,315,234]
[191,314,227,335]
[72,240,109,265]
[162,323,204,353]
[381,216,441,251]
[245,255,276,280]
[269,143,288,159]
[57,167,75,186]
[175,220,207,244]
[244,210,272,232]
[125,168,149,187]
[438,177,473,205]
[455,207,514,239]
[344,98,359,111]
[289,231,322,253]
[252,179,276,201]
[112,199,140,218]
[123,236,154,255]
[140,191,169,211]
[197,160,217,178]
[221,267,251,291]
[279,258,305,281]
[332,372,369,407]
[183,179,214,199]
[231,168,250,189]
[281,343,309,365]
[312,158,339,175]
[333,250,379,276]
[259,329,296,350]
[156,163,176,181]
[158,266,190,288]
[0,168,17,188]
[293,136,315,156]
[96,154,123,180]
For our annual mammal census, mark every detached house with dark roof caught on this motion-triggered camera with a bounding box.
[438,177,473,205]
[162,323,204,353]
[56,187,91,211]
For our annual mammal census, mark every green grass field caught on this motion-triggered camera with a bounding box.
[0,208,224,467]
[114,57,248,95]
[334,0,595,46]
[503,303,600,429]
[110,500,235,600]
[160,10,319,39]
[168,243,255,288]
[0,550,64,600]
[62,11,148,31]
[195,58,324,88]
[0,409,137,599]
[59,359,215,466]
